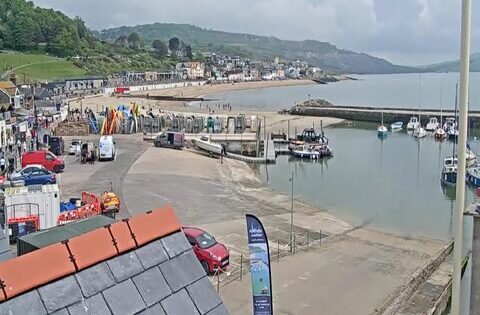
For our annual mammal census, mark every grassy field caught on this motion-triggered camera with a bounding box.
[0,52,86,83]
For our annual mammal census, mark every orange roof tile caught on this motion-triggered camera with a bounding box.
[0,243,74,300]
[67,228,117,270]
[128,206,181,246]
[108,222,136,253]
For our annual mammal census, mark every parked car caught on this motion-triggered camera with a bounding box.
[99,136,116,161]
[44,136,65,156]
[10,165,56,186]
[22,151,65,173]
[154,132,185,149]
[69,139,82,155]
[183,227,229,274]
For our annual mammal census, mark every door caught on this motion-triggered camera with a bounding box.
[45,152,55,171]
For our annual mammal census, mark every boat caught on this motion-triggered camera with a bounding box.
[413,126,427,138]
[377,125,388,138]
[441,164,457,187]
[192,136,223,155]
[425,117,440,131]
[443,117,456,132]
[390,121,403,131]
[406,117,419,130]
[377,108,388,138]
[289,128,328,151]
[434,128,447,140]
[292,145,333,159]
[448,128,459,140]
[467,166,480,187]
[457,146,477,167]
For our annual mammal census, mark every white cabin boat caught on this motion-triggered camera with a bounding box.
[192,137,223,155]
[406,117,419,130]
[425,117,440,131]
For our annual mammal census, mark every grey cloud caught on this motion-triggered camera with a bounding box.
[32,0,480,65]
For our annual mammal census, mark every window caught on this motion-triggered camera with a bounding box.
[46,153,55,161]
[195,232,217,249]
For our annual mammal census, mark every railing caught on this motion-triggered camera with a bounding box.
[210,229,324,293]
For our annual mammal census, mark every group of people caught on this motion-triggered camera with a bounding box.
[0,136,31,174]
[80,145,96,165]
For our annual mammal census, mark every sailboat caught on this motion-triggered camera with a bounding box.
[377,108,388,138]
[447,83,460,141]
[413,74,426,138]
[434,84,446,140]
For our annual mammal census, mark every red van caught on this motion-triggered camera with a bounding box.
[21,151,65,173]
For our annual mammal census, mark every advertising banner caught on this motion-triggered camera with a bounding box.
[246,214,273,315]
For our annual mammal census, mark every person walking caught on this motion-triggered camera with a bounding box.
[0,156,5,173]
[8,137,13,153]
[16,139,21,156]
[22,141,27,153]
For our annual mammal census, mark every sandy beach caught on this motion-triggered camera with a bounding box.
[132,79,315,98]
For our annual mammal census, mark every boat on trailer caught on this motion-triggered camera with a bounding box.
[192,136,223,156]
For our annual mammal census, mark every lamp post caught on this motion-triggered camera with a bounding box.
[452,0,472,313]
[33,85,39,150]
[289,171,294,253]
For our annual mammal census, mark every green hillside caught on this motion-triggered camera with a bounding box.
[98,23,417,74]
[0,52,86,83]
[421,52,480,72]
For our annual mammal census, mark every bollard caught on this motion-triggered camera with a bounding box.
[240,255,243,281]
[216,271,220,293]
[293,234,296,254]
[277,240,280,262]
[319,230,322,246]
[307,230,309,249]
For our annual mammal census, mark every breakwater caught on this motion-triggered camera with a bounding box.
[291,105,480,128]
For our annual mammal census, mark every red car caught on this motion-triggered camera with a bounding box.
[183,227,230,274]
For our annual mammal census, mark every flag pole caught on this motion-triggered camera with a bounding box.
[452,0,472,313]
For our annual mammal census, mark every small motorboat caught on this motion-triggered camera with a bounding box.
[390,121,403,131]
[447,128,458,140]
[406,117,419,130]
[443,117,456,132]
[425,117,440,132]
[293,145,333,159]
[192,136,223,156]
[467,166,480,187]
[455,147,477,167]
[289,128,328,151]
[413,126,427,138]
[434,127,447,140]
[441,165,457,187]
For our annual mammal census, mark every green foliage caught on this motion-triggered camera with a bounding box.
[184,45,193,59]
[127,32,141,49]
[168,37,180,53]
[152,39,168,58]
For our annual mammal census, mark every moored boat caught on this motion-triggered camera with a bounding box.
[425,117,440,131]
[413,126,427,138]
[441,165,457,187]
[377,125,388,138]
[467,166,480,187]
[434,127,447,140]
[292,145,333,159]
[390,121,403,131]
[406,117,419,130]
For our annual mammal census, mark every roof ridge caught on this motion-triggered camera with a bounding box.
[0,206,180,302]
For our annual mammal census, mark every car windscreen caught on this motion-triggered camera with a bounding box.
[71,141,80,145]
[195,232,217,249]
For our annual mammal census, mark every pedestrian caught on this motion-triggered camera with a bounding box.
[0,156,5,173]
[8,138,13,153]
[16,139,21,156]
[22,141,27,153]
[90,149,95,165]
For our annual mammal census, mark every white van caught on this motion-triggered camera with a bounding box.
[99,136,116,161]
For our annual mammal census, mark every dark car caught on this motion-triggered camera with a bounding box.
[183,227,229,274]
[11,165,56,186]
[46,136,65,156]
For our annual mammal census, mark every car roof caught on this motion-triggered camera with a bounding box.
[23,164,45,169]
[182,227,205,237]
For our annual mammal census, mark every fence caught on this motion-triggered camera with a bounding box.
[210,230,324,293]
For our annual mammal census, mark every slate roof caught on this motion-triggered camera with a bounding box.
[0,207,229,315]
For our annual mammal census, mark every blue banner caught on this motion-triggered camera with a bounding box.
[246,214,273,315]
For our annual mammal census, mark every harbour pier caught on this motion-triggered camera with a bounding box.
[291,105,480,127]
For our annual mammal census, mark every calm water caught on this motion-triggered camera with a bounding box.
[207,73,480,110]
[258,123,478,241]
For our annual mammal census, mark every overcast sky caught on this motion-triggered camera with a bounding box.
[32,0,479,66]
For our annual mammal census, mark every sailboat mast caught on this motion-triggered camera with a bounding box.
[440,82,443,126]
[453,82,458,157]
[418,74,422,124]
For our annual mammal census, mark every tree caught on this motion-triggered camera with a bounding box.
[115,35,128,47]
[184,45,193,59]
[195,51,206,63]
[11,12,36,50]
[74,16,87,39]
[168,37,180,54]
[47,25,81,57]
[127,32,141,49]
[152,39,168,58]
